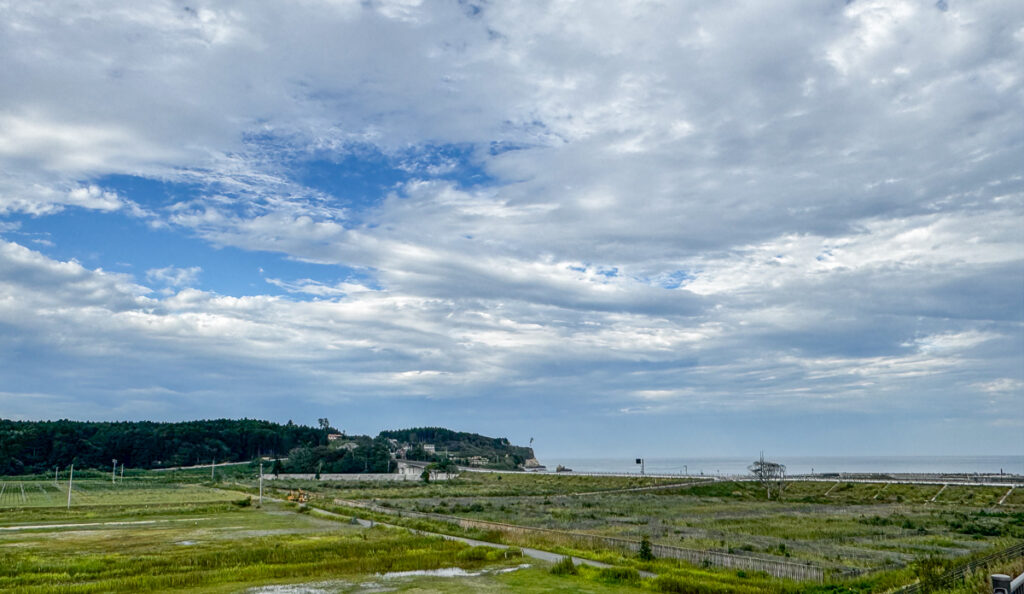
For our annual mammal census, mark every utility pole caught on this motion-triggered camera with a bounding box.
[66,464,74,509]
[211,458,215,482]
[259,461,263,506]
[112,459,117,484]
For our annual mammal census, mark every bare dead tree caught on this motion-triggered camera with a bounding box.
[749,452,786,499]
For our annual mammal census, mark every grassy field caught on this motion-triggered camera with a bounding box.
[257,473,1022,591]
[357,479,1022,571]
[2,471,1021,593]
[0,476,661,593]
[267,471,697,499]
[0,479,241,509]
[0,496,554,593]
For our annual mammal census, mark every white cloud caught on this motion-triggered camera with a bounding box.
[0,1,1020,447]
[146,266,202,289]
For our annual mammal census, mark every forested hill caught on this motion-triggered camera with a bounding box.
[379,427,534,463]
[0,419,324,475]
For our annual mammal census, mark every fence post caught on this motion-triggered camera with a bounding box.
[991,574,1010,594]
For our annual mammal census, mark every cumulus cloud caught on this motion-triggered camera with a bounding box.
[146,266,202,289]
[0,1,1020,452]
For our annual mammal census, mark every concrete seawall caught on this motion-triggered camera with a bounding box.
[262,472,455,481]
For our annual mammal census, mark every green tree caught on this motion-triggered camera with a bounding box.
[639,536,654,561]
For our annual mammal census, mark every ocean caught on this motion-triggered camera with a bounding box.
[541,455,1024,477]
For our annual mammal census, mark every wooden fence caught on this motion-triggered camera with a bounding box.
[334,498,825,582]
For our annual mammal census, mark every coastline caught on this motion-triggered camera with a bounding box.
[535,455,1024,477]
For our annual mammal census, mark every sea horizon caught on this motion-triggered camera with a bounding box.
[539,455,1024,476]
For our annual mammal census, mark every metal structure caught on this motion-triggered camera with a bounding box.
[66,464,73,509]
[991,571,1024,594]
[896,542,1024,594]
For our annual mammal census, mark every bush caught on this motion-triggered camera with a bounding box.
[912,556,947,593]
[550,556,578,576]
[639,535,655,561]
[597,566,640,585]
[456,546,491,561]
[653,575,734,594]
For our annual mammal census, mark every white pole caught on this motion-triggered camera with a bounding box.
[55,467,58,487]
[66,464,74,509]
[112,459,117,484]
[259,461,263,506]
[211,459,215,481]
[120,464,124,482]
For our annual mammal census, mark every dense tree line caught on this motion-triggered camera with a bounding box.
[0,419,325,475]
[379,426,534,466]
[0,419,536,476]
[279,436,395,474]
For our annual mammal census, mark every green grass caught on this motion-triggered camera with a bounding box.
[1004,488,1024,506]
[0,501,526,593]
[0,479,242,509]
[319,478,1023,575]
[4,472,1021,593]
[265,472,698,500]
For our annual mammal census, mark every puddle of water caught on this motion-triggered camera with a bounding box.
[378,563,531,580]
[245,581,351,593]
[380,567,482,579]
[175,540,198,546]
[495,563,532,574]
[245,564,531,593]
[355,583,396,593]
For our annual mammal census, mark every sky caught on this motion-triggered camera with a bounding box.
[0,0,1022,459]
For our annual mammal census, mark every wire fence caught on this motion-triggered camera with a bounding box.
[334,497,826,582]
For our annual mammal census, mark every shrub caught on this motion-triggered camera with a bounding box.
[655,574,716,593]
[550,556,578,575]
[639,535,655,561]
[456,546,491,561]
[911,556,947,593]
[597,566,640,585]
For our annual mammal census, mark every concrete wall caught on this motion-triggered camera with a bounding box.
[262,472,455,481]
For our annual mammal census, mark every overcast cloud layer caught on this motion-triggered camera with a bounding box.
[1,0,1021,457]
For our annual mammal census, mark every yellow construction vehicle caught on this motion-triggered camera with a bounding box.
[286,489,309,503]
